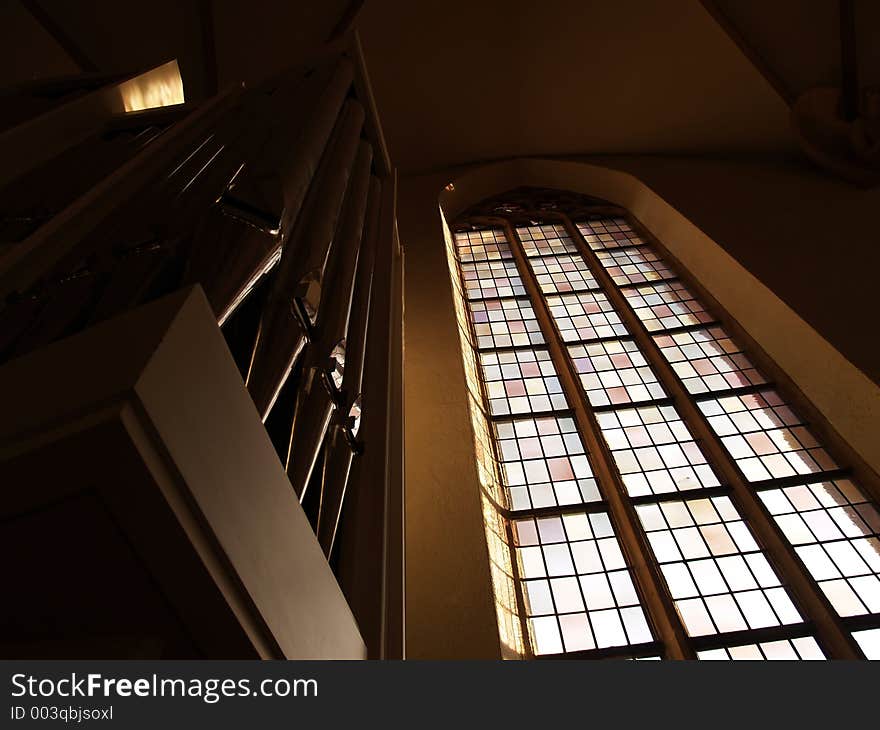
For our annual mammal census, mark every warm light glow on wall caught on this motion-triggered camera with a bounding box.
[119,60,185,113]
[442,208,525,659]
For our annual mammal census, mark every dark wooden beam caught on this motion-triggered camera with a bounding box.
[699,0,795,106]
[327,0,366,43]
[20,0,98,73]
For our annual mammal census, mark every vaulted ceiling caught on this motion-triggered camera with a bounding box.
[357,0,797,173]
[2,0,877,175]
[356,0,880,173]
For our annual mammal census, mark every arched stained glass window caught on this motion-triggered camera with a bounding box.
[445,187,880,660]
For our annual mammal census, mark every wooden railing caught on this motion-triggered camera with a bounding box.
[0,32,403,659]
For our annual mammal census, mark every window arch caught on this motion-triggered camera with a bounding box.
[445,186,880,660]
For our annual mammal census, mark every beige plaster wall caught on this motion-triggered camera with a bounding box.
[397,178,503,659]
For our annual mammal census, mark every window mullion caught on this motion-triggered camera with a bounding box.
[494,216,694,660]
[624,216,880,511]
[559,211,863,659]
